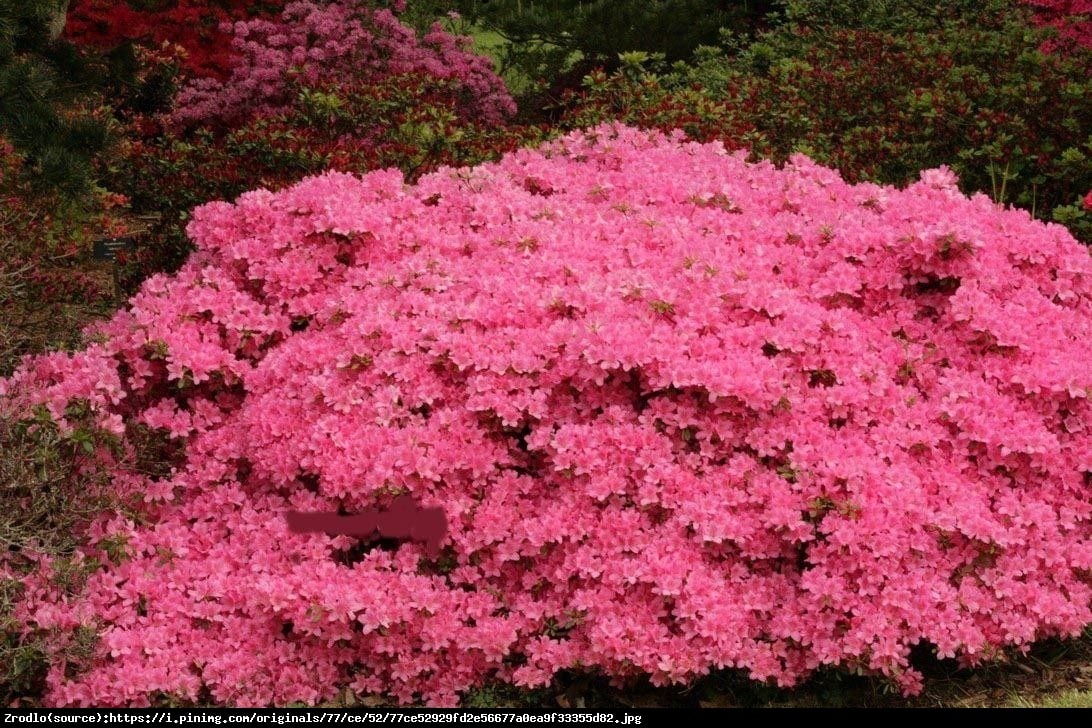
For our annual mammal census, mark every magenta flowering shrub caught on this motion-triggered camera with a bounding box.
[171,1,515,129]
[1023,0,1092,50]
[5,126,1092,706]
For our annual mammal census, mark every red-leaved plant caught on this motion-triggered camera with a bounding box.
[65,1,278,79]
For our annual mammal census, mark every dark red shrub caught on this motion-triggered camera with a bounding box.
[65,1,283,79]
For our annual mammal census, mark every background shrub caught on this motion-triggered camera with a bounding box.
[0,0,108,197]
[563,2,1092,242]
[0,139,127,376]
[64,1,284,79]
[434,0,774,113]
[779,0,1017,30]
[169,1,515,130]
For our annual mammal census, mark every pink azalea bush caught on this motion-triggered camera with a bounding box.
[4,126,1091,706]
[171,1,515,129]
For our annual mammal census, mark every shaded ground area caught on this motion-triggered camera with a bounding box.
[320,632,1092,709]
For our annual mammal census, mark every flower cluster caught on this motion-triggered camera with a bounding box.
[1023,0,1092,50]
[65,1,271,79]
[6,126,1091,706]
[171,1,515,129]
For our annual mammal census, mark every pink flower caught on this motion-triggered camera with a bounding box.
[918,165,960,192]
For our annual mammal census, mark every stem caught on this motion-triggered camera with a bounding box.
[998,159,1011,205]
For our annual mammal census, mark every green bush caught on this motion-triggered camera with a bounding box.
[777,0,1015,31]
[445,0,773,102]
[564,3,1092,242]
[461,1,770,64]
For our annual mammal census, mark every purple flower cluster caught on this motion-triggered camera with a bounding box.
[172,1,515,129]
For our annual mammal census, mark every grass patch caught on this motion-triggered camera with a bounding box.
[1010,689,1092,708]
